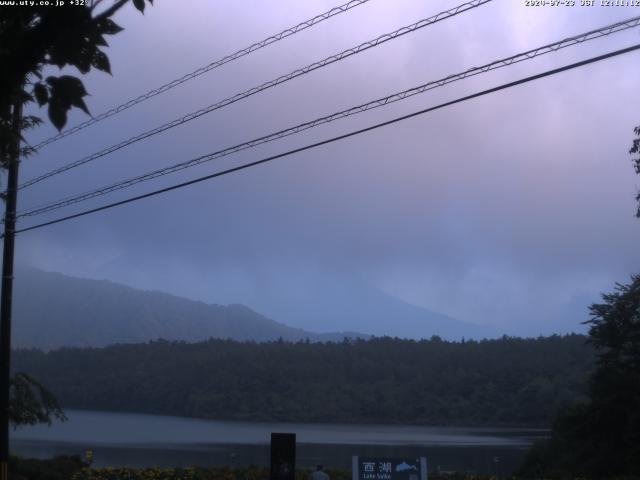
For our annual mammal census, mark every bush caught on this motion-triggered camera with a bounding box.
[9,455,84,480]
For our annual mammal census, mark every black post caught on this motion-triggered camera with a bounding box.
[0,101,22,480]
[270,432,296,480]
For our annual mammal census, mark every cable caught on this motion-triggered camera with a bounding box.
[17,14,640,219]
[32,0,375,150]
[19,0,492,190]
[13,43,640,235]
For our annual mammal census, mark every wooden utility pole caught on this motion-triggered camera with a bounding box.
[0,101,22,480]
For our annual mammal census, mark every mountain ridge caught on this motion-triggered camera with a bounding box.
[12,268,364,350]
[243,271,493,340]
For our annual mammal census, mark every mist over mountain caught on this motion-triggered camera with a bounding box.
[12,267,494,350]
[241,270,495,340]
[12,268,363,350]
[72,257,497,340]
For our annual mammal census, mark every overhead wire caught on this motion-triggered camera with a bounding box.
[32,0,376,150]
[16,14,640,219]
[19,0,492,190]
[13,43,640,235]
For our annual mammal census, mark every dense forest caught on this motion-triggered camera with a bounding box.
[13,335,592,427]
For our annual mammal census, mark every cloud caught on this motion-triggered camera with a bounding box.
[14,0,640,336]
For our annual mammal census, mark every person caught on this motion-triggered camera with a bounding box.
[309,464,330,480]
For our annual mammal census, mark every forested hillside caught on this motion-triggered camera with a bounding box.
[12,268,362,349]
[13,335,593,427]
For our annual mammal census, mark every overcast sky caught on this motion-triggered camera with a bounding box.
[11,0,640,337]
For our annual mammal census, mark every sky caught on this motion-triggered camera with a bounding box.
[10,0,640,337]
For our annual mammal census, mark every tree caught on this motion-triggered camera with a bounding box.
[518,125,640,478]
[0,1,153,477]
[9,373,66,428]
[519,276,640,478]
[581,275,640,476]
[1,0,154,134]
[629,125,640,217]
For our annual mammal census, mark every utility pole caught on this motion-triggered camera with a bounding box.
[0,101,22,480]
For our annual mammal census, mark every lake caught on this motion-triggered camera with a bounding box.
[10,410,546,475]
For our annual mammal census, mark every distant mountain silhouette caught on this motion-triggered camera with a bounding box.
[243,271,494,340]
[12,268,364,350]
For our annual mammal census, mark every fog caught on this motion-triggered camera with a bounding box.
[12,0,640,337]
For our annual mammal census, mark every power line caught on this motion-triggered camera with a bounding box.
[13,43,640,235]
[17,14,640,219]
[32,0,375,150]
[19,0,492,190]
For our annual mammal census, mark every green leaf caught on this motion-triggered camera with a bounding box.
[70,97,90,116]
[45,76,91,127]
[33,83,49,107]
[133,0,145,13]
[48,100,67,132]
[94,34,109,47]
[21,92,35,105]
[100,19,124,35]
[50,75,88,98]
[92,50,111,74]
[75,47,93,74]
[9,373,67,428]
[21,115,43,130]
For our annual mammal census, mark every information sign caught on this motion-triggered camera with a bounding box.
[352,457,427,480]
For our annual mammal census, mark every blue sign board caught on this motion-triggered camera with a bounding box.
[352,457,427,480]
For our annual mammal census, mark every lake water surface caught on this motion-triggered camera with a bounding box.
[11,410,547,475]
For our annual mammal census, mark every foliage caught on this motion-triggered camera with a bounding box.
[13,335,593,427]
[9,372,66,428]
[0,0,153,435]
[8,455,84,480]
[69,466,501,480]
[518,275,640,479]
[6,454,629,480]
[71,465,267,480]
[629,125,640,217]
[0,0,153,134]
